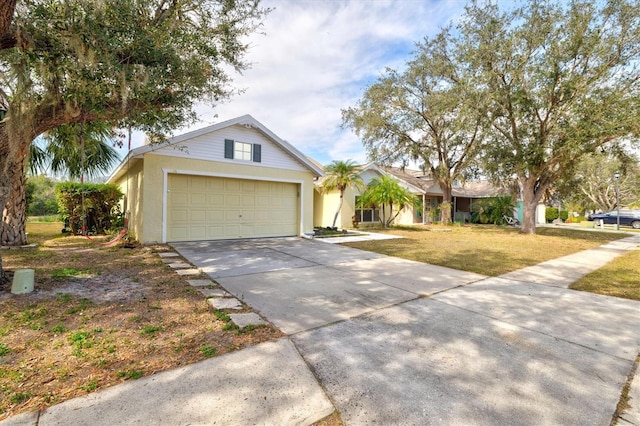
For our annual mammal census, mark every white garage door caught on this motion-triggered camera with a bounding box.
[166,174,299,242]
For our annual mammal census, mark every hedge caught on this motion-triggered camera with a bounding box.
[56,182,123,234]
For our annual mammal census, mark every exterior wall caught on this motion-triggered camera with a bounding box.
[151,124,308,172]
[139,153,315,243]
[112,160,144,242]
[535,203,546,224]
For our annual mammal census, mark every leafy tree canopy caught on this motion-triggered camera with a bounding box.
[463,0,640,232]
[342,28,483,225]
[30,122,121,180]
[0,0,268,270]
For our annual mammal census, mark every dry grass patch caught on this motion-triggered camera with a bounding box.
[344,225,628,276]
[0,223,282,420]
[570,249,640,301]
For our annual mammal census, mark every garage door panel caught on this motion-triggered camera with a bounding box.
[190,194,207,205]
[225,180,241,191]
[171,193,189,204]
[170,175,189,190]
[242,195,255,207]
[188,226,206,238]
[225,194,241,207]
[191,176,208,190]
[191,210,206,222]
[167,174,298,242]
[207,194,224,205]
[256,195,270,207]
[209,179,224,191]
[206,210,225,221]
[170,209,188,222]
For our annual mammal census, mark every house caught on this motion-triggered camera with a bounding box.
[314,163,508,228]
[107,115,323,243]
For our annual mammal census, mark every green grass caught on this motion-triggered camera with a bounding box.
[24,221,65,244]
[26,215,60,223]
[116,370,143,380]
[570,250,640,301]
[52,268,82,279]
[343,225,628,276]
[0,343,10,357]
[200,344,217,358]
[139,325,162,337]
[345,224,639,301]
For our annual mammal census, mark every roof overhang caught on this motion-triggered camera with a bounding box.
[107,114,324,183]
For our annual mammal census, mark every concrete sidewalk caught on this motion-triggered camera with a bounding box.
[1,339,334,426]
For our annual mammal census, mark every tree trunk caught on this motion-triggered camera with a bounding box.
[332,192,344,228]
[519,176,547,235]
[0,128,30,284]
[440,182,453,225]
[1,154,28,246]
[0,130,12,283]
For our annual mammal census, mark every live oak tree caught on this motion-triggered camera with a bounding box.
[463,0,640,233]
[554,149,640,212]
[0,0,268,281]
[342,31,483,225]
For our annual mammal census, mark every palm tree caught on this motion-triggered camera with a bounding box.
[30,122,121,180]
[358,175,418,227]
[322,160,363,229]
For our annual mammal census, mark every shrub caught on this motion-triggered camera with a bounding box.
[56,182,123,234]
[471,196,516,225]
[559,210,569,221]
[545,207,559,223]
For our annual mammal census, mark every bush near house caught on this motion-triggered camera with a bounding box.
[471,196,516,225]
[546,207,559,222]
[56,183,123,234]
[546,207,569,223]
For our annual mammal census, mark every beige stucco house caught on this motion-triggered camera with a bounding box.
[314,163,506,229]
[108,115,323,244]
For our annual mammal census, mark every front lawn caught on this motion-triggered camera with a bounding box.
[0,223,281,420]
[343,225,629,277]
[570,250,640,301]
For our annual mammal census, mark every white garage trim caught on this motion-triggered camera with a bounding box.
[161,168,306,243]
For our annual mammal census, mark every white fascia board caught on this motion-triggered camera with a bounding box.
[109,114,324,182]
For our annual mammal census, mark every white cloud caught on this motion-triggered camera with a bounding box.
[128,0,467,166]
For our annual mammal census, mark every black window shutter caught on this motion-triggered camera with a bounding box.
[253,143,261,162]
[224,139,234,159]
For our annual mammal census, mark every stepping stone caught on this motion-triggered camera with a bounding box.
[198,288,230,298]
[161,258,181,264]
[207,298,242,310]
[169,263,192,269]
[229,313,266,328]
[187,279,215,287]
[158,252,180,258]
[177,269,200,276]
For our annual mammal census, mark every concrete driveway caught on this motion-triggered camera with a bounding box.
[172,237,640,425]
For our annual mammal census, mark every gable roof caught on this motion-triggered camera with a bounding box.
[108,115,324,182]
[315,162,505,198]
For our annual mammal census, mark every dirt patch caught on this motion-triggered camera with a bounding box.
[0,233,283,420]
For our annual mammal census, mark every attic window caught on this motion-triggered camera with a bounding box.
[224,139,261,163]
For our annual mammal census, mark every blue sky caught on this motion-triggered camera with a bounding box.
[119,0,468,168]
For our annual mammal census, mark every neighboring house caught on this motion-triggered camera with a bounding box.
[108,115,323,243]
[314,163,507,229]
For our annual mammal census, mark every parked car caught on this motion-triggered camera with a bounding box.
[588,210,640,229]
